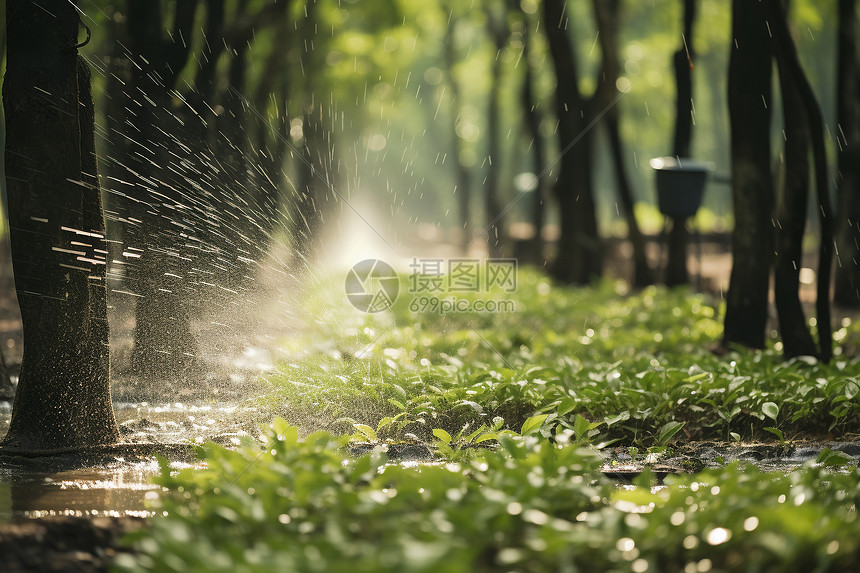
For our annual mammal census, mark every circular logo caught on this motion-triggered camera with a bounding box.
[345,259,399,313]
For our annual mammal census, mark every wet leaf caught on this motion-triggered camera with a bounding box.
[520,414,549,436]
[762,402,780,422]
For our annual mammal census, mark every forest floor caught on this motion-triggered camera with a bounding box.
[0,238,853,572]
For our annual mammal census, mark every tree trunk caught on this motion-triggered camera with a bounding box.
[765,0,834,362]
[723,0,773,350]
[250,13,292,249]
[593,0,653,287]
[291,0,326,262]
[606,114,653,286]
[293,113,324,261]
[444,15,472,254]
[666,0,697,286]
[834,0,860,307]
[125,0,201,381]
[543,0,601,284]
[484,3,508,257]
[772,42,818,358]
[2,0,120,449]
[521,20,546,266]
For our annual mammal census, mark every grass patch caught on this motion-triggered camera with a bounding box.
[262,270,860,446]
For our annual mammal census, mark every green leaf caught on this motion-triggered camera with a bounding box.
[271,418,296,443]
[762,402,780,422]
[816,448,853,467]
[520,414,549,435]
[763,427,784,443]
[432,428,452,444]
[353,424,378,442]
[572,414,591,438]
[473,432,498,444]
[457,400,485,415]
[656,421,685,446]
[558,397,577,416]
[603,411,630,427]
[684,372,709,382]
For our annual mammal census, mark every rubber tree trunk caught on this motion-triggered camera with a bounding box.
[484,2,509,258]
[125,0,201,381]
[0,349,13,401]
[765,0,834,362]
[606,114,653,287]
[521,21,546,266]
[772,45,818,358]
[250,12,292,249]
[834,0,860,307]
[666,0,697,286]
[444,15,472,254]
[1,0,120,450]
[722,0,773,350]
[543,0,602,284]
[293,114,324,261]
[593,0,653,287]
[292,0,326,263]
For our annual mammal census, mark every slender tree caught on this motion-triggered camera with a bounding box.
[834,0,860,307]
[723,0,833,361]
[124,0,201,380]
[772,53,818,357]
[484,0,510,257]
[769,2,819,358]
[765,0,833,361]
[444,11,473,254]
[520,12,547,265]
[542,0,603,284]
[593,0,653,287]
[2,0,120,449]
[292,0,330,262]
[722,0,773,350]
[665,0,697,286]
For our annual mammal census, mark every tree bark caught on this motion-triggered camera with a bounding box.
[723,0,773,350]
[292,0,326,261]
[2,0,120,449]
[772,42,818,358]
[444,15,472,254]
[606,114,653,286]
[125,0,201,381]
[543,0,601,284]
[765,0,834,362]
[594,0,653,287]
[834,0,860,307]
[666,0,697,286]
[484,2,509,257]
[521,19,546,266]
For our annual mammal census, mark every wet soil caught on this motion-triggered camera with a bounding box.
[0,516,145,573]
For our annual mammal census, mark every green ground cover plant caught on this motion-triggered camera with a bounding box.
[115,272,860,572]
[263,270,860,445]
[115,421,860,572]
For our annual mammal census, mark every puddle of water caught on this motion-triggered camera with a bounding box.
[0,460,161,520]
[0,400,258,521]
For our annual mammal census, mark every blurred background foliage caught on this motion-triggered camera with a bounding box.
[0,0,841,243]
